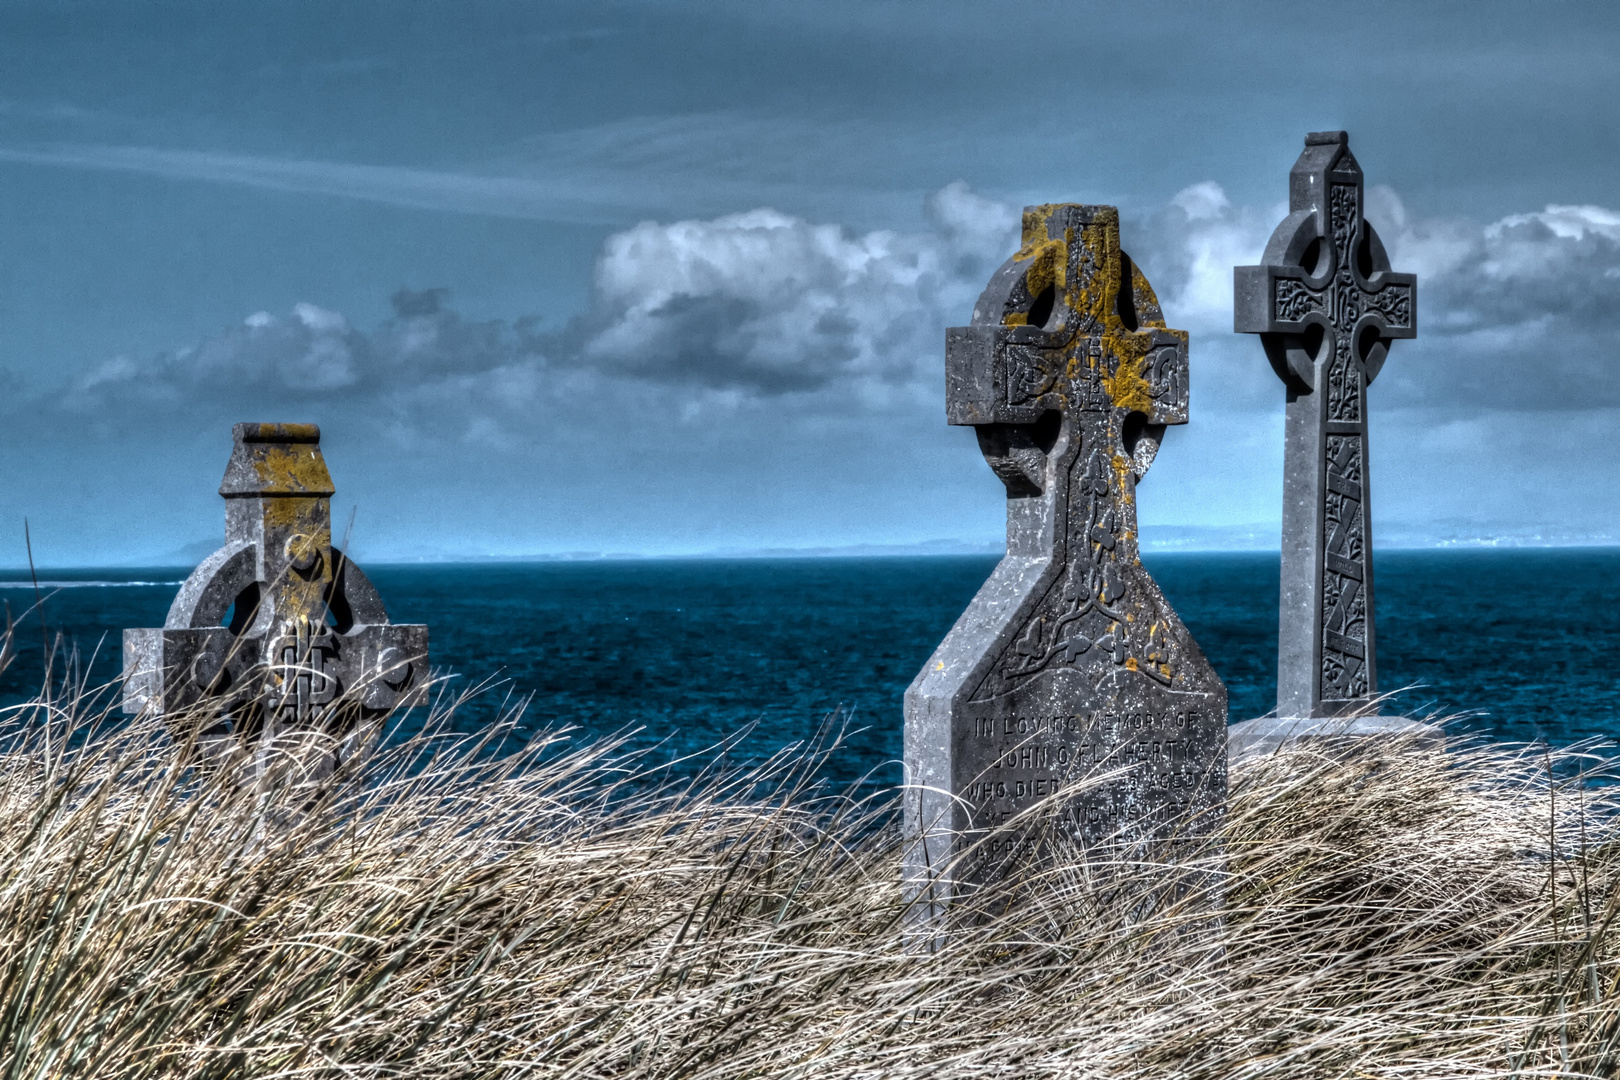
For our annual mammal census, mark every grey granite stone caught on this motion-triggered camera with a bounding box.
[123,423,428,748]
[1235,131,1416,722]
[904,205,1228,925]
[1227,714,1442,764]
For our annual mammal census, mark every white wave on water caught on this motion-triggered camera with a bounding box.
[0,581,182,589]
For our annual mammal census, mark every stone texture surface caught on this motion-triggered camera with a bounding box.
[1227,714,1442,763]
[1235,131,1417,721]
[904,205,1228,922]
[123,423,428,742]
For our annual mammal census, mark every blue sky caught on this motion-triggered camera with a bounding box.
[1,0,1618,564]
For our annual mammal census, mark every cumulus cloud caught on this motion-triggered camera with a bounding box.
[1129,181,1281,333]
[71,287,545,424]
[1124,180,1620,414]
[36,179,1620,442]
[576,183,1014,400]
[1366,190,1620,411]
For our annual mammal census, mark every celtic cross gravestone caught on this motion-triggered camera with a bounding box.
[1234,132,1416,727]
[123,423,428,747]
[904,204,1228,924]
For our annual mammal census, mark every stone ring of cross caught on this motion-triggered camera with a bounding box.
[1260,210,1406,389]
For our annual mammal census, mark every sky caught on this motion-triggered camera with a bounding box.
[1,0,1619,565]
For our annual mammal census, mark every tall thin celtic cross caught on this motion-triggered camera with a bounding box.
[1235,131,1417,718]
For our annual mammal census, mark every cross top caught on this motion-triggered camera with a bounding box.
[1234,132,1418,717]
[947,204,1188,495]
[945,204,1193,694]
[1235,131,1416,403]
[124,424,428,742]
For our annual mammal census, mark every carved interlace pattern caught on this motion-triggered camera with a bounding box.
[1006,347,1061,407]
[1325,184,1364,424]
[983,434,1167,697]
[1274,280,1324,321]
[1320,434,1370,700]
[1368,284,1413,329]
[1330,184,1358,265]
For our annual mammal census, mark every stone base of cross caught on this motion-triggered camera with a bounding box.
[122,423,428,762]
[1226,713,1438,763]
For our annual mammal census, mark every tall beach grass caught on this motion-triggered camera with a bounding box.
[0,650,1617,1078]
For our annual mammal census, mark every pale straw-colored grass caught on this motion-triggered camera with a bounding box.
[0,663,1615,1078]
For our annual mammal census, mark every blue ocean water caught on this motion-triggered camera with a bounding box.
[1,550,1616,788]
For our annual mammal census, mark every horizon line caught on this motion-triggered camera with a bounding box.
[2,536,1618,573]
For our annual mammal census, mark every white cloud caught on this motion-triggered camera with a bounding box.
[1129,183,1281,333]
[1362,190,1620,411]
[578,191,1010,400]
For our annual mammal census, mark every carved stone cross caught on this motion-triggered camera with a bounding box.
[1235,131,1416,718]
[123,424,428,743]
[905,205,1227,923]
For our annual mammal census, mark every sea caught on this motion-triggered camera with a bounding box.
[1,549,1614,789]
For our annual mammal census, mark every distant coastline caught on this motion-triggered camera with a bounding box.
[4,523,1620,572]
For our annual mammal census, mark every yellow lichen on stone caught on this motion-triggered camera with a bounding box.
[1130,260,1167,330]
[253,445,333,495]
[1102,338,1154,413]
[261,494,329,539]
[1022,238,1066,297]
[1014,205,1057,261]
[1004,205,1066,327]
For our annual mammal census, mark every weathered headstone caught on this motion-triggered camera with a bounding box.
[904,205,1228,923]
[1232,131,1427,755]
[124,423,428,750]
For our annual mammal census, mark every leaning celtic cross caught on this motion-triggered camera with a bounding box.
[1235,131,1417,718]
[905,204,1226,926]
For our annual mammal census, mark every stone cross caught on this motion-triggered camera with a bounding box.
[123,423,428,743]
[1235,132,1416,719]
[905,205,1228,924]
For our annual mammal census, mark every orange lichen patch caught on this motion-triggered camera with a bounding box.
[1125,657,1139,672]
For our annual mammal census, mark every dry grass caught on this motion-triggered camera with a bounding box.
[0,670,1616,1078]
